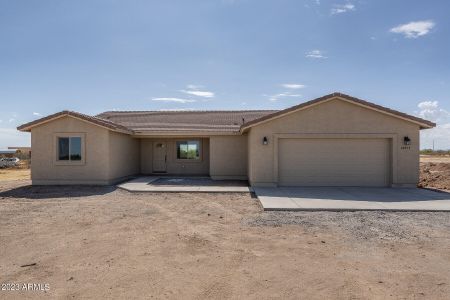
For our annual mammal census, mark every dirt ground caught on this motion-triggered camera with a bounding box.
[419,156,450,191]
[0,169,30,181]
[1,180,450,299]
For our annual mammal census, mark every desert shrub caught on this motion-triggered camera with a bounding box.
[420,149,450,155]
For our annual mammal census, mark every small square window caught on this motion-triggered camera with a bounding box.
[58,137,82,161]
[176,141,200,160]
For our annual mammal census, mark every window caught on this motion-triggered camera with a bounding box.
[176,141,200,160]
[58,137,82,161]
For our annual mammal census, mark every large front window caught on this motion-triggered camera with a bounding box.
[58,137,82,161]
[176,141,200,160]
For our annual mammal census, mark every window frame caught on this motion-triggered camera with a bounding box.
[175,140,202,162]
[54,133,86,165]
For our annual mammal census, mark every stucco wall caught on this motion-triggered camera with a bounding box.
[247,98,421,187]
[140,138,210,175]
[140,138,153,174]
[209,135,248,179]
[30,116,111,185]
[30,116,140,185]
[108,132,140,182]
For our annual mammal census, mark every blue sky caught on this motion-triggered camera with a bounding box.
[1,0,449,149]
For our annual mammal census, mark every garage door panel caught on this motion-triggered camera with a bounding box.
[280,175,385,186]
[278,139,389,187]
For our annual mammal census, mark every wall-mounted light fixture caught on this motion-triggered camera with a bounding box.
[403,136,411,146]
[262,136,268,145]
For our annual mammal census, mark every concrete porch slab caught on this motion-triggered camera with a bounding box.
[118,176,252,193]
[254,187,450,211]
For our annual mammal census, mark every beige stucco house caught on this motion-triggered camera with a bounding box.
[18,93,435,187]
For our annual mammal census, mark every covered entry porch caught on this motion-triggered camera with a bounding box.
[140,138,210,176]
[137,135,248,180]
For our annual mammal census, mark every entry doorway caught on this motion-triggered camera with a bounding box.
[153,141,167,172]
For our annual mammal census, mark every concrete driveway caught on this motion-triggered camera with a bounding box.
[253,187,450,211]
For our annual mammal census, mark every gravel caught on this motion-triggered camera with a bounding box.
[244,210,450,242]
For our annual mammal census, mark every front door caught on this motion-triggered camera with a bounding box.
[153,141,167,172]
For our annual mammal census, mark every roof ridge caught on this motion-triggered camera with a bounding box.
[98,109,278,115]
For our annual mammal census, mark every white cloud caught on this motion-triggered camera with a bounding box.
[281,84,306,89]
[186,84,203,90]
[8,118,15,123]
[417,100,450,150]
[152,97,196,103]
[180,84,215,98]
[305,50,327,59]
[33,112,42,117]
[267,92,302,102]
[417,101,449,123]
[331,3,355,15]
[390,20,435,39]
[180,90,214,98]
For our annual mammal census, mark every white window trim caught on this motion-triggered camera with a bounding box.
[53,133,86,166]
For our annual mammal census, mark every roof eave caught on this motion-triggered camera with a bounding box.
[17,111,134,134]
[420,124,436,130]
[132,130,242,136]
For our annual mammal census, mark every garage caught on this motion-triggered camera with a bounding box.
[242,93,435,187]
[278,138,390,187]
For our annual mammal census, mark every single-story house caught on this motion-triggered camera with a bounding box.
[18,93,435,187]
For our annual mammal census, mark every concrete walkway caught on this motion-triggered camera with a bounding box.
[254,187,450,211]
[118,176,252,193]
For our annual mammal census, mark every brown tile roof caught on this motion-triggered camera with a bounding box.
[96,110,277,132]
[241,92,436,130]
[17,110,133,133]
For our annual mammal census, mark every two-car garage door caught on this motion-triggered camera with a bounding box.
[278,138,390,187]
